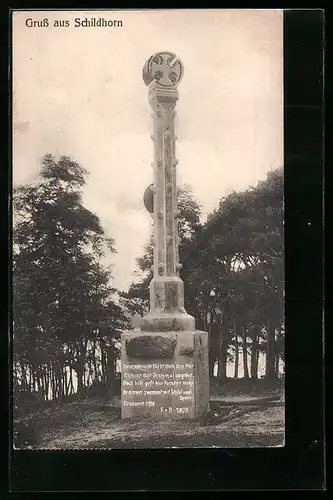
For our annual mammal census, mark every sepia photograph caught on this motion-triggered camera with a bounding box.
[12,9,284,449]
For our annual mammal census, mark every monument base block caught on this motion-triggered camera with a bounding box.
[140,312,195,332]
[121,330,209,422]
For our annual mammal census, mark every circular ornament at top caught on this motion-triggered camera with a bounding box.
[142,52,184,87]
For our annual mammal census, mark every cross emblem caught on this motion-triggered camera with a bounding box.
[148,52,183,87]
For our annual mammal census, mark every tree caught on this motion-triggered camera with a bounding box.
[13,154,127,411]
[193,166,284,381]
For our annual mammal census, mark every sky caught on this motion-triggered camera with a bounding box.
[12,9,283,292]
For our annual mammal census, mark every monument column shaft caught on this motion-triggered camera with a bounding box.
[152,112,166,278]
[171,117,180,275]
[150,85,179,279]
[164,127,177,276]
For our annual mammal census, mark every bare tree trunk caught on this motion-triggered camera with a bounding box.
[65,368,71,396]
[217,309,228,382]
[58,367,64,398]
[275,354,280,377]
[76,339,88,397]
[33,366,36,394]
[30,366,34,394]
[45,367,50,400]
[101,342,107,384]
[35,368,40,395]
[214,306,226,381]
[265,318,276,379]
[256,348,260,377]
[251,333,259,379]
[37,371,44,401]
[55,369,60,398]
[45,372,51,401]
[63,368,68,396]
[83,365,88,388]
[48,366,52,400]
[106,344,115,388]
[51,369,56,399]
[242,328,249,380]
[69,367,74,395]
[93,341,99,381]
[88,366,93,386]
[43,370,48,401]
[76,368,84,397]
[233,316,239,379]
[20,363,26,389]
[208,323,216,380]
[203,301,209,333]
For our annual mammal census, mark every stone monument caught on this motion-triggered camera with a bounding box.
[121,52,209,422]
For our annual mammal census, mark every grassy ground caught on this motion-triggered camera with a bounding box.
[14,379,285,449]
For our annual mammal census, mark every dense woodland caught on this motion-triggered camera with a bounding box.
[13,154,284,416]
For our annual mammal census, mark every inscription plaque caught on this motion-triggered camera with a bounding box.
[122,361,195,417]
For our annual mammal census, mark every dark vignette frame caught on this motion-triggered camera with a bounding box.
[4,7,325,493]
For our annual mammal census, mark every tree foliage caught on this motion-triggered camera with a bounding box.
[13,154,128,414]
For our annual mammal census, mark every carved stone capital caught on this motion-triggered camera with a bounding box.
[148,83,179,111]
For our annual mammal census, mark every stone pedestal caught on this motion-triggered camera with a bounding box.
[121,330,209,422]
